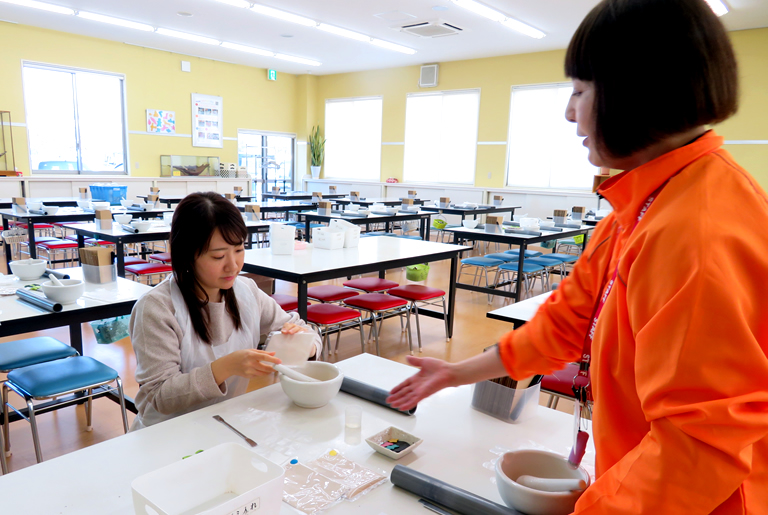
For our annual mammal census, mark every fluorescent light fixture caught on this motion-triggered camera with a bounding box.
[370,38,416,55]
[451,0,505,22]
[274,53,321,66]
[0,0,74,15]
[77,11,154,31]
[704,0,728,16]
[221,41,273,57]
[317,23,369,42]
[501,18,545,39]
[155,28,220,45]
[249,3,316,27]
[212,0,251,8]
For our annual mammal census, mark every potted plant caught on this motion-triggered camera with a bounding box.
[308,125,325,179]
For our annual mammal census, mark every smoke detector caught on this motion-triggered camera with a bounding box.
[401,20,463,38]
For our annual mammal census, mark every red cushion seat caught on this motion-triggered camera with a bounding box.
[149,252,171,264]
[541,363,580,398]
[305,304,361,325]
[123,257,148,265]
[387,285,445,301]
[307,285,359,302]
[344,293,408,311]
[269,294,310,312]
[343,277,399,292]
[124,263,173,275]
[37,240,78,250]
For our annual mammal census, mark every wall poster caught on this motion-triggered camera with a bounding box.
[191,93,223,148]
[146,109,176,134]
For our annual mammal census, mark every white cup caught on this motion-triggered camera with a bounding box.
[345,405,362,429]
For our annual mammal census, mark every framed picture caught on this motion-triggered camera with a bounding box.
[191,93,223,148]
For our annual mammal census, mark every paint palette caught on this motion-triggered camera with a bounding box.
[365,426,423,460]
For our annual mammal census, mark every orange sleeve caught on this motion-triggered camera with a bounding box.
[497,221,611,380]
[574,221,768,513]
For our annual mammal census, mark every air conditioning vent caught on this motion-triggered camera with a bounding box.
[419,64,439,88]
[401,20,463,38]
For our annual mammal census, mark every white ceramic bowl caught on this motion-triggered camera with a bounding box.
[462,219,479,229]
[113,214,133,225]
[495,450,590,515]
[120,199,134,208]
[92,201,110,211]
[131,220,152,232]
[279,362,343,408]
[9,259,47,280]
[366,426,423,460]
[77,199,92,210]
[26,201,42,211]
[41,279,85,304]
[43,205,59,215]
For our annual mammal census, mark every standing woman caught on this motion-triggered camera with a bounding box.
[130,192,321,430]
[388,0,768,512]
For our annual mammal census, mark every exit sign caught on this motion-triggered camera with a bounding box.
[267,69,277,81]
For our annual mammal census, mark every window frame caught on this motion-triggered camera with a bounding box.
[323,95,383,182]
[21,60,130,176]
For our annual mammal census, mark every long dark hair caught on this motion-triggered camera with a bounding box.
[170,192,248,344]
[565,0,738,158]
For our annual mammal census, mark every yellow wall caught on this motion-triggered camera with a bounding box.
[0,22,299,176]
[315,27,768,189]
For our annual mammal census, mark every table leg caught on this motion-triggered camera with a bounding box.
[2,217,10,267]
[447,255,458,338]
[69,323,84,355]
[27,219,37,259]
[76,234,86,265]
[115,242,126,278]
[305,217,311,242]
[515,245,526,303]
[297,281,308,321]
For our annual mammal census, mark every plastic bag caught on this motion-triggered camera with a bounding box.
[306,450,387,501]
[283,462,347,514]
[406,263,430,282]
[89,315,130,344]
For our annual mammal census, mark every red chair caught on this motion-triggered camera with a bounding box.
[124,263,173,285]
[305,304,365,360]
[149,252,171,264]
[387,285,449,351]
[343,277,399,293]
[541,363,582,409]
[269,294,310,313]
[36,239,79,267]
[343,294,411,355]
[123,257,148,266]
[307,285,359,303]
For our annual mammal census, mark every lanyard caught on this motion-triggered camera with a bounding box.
[568,184,665,467]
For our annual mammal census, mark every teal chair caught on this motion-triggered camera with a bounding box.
[458,256,506,303]
[493,261,546,300]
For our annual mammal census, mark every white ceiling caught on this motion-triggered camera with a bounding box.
[1,0,767,75]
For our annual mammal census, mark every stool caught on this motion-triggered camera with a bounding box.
[522,256,563,291]
[305,304,365,360]
[123,256,148,266]
[149,252,171,264]
[0,337,78,470]
[2,356,129,463]
[388,285,449,349]
[493,261,546,300]
[457,256,505,303]
[541,363,583,410]
[269,294,309,312]
[504,249,544,258]
[344,293,411,355]
[36,239,79,267]
[556,238,582,255]
[343,277,399,293]
[307,285,359,303]
[125,262,173,285]
[483,252,517,263]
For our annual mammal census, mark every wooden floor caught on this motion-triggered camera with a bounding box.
[0,239,575,473]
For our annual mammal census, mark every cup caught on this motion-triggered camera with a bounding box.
[345,405,362,429]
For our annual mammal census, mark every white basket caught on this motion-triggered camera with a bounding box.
[312,227,345,250]
[270,224,295,255]
[131,443,285,515]
[329,219,361,248]
[2,229,28,245]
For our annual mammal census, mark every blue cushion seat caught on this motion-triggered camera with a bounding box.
[461,256,505,267]
[0,337,78,372]
[543,253,579,263]
[483,253,517,262]
[525,257,564,267]
[504,249,544,258]
[498,262,545,274]
[7,356,118,398]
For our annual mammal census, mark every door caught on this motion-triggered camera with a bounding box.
[238,130,295,199]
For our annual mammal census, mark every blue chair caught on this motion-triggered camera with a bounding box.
[458,256,505,303]
[493,261,546,300]
[524,256,564,291]
[483,253,517,262]
[2,356,129,463]
[556,238,582,255]
[504,249,544,258]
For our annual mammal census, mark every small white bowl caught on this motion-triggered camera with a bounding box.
[120,199,134,208]
[41,279,85,304]
[92,201,110,211]
[462,219,479,229]
[279,362,343,408]
[495,449,590,515]
[366,426,423,460]
[540,221,556,228]
[131,220,152,232]
[43,205,59,216]
[113,214,133,225]
[26,201,43,211]
[9,259,47,280]
[77,199,92,210]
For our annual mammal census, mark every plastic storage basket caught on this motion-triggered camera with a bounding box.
[406,264,430,282]
[89,183,128,205]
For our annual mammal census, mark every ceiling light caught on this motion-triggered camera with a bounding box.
[211,0,251,8]
[501,18,545,39]
[274,53,321,66]
[156,28,220,45]
[450,0,504,22]
[77,11,154,31]
[317,23,369,42]
[0,0,74,15]
[177,11,193,17]
[249,3,316,27]
[370,38,416,54]
[704,0,728,16]
[221,41,273,56]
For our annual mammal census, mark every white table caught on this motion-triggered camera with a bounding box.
[242,237,470,337]
[486,292,552,328]
[0,354,594,514]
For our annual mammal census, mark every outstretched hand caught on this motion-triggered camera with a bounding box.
[386,356,456,410]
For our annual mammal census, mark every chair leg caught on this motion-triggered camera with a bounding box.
[358,318,366,354]
[547,394,555,408]
[0,416,6,474]
[441,297,450,341]
[116,377,129,434]
[27,398,43,463]
[334,324,342,354]
[85,387,93,431]
[412,302,423,351]
[2,383,10,457]
[405,308,415,354]
[371,311,381,356]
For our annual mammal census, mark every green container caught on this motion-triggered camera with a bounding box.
[406,264,430,282]
[89,315,131,344]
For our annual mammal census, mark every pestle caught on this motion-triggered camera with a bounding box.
[516,475,587,492]
[273,364,321,383]
[49,274,65,287]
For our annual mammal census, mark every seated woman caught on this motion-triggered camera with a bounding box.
[130,192,321,429]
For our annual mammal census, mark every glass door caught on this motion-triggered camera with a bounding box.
[238,130,295,200]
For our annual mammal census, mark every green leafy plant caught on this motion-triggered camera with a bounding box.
[308,125,326,167]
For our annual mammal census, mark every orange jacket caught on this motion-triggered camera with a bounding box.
[498,131,768,514]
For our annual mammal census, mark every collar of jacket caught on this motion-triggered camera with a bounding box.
[597,130,723,230]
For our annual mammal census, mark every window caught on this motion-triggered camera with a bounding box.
[238,130,295,198]
[22,62,127,174]
[506,83,597,189]
[403,89,480,184]
[324,97,382,180]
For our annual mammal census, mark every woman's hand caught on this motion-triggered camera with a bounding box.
[386,356,457,410]
[211,349,281,385]
[281,322,317,357]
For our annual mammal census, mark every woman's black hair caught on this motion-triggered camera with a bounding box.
[565,0,738,158]
[170,192,248,344]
